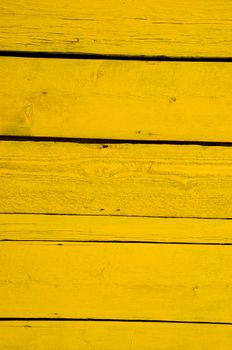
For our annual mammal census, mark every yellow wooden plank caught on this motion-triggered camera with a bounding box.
[1,141,232,218]
[0,321,232,350]
[1,57,232,141]
[0,242,232,321]
[1,214,232,244]
[0,1,232,57]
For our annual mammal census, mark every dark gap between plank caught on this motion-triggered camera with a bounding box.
[0,135,232,147]
[1,239,232,246]
[1,213,232,220]
[1,51,232,62]
[0,318,231,325]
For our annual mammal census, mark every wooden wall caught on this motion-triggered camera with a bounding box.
[0,1,232,348]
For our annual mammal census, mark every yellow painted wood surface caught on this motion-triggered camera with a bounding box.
[1,242,232,321]
[0,1,232,57]
[0,242,232,322]
[1,214,232,244]
[1,141,232,218]
[0,321,232,350]
[1,57,232,141]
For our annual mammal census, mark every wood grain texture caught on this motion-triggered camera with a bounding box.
[0,321,232,350]
[1,57,232,141]
[0,0,232,57]
[1,141,232,218]
[1,241,232,321]
[1,214,232,244]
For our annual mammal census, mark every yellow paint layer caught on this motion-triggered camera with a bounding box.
[1,214,232,244]
[1,57,232,141]
[0,242,232,321]
[0,1,232,56]
[1,141,232,218]
[0,321,232,349]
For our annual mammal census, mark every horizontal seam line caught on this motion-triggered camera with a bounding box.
[0,318,231,325]
[1,240,232,246]
[0,135,232,147]
[0,51,232,62]
[1,212,232,220]
[1,239,232,246]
